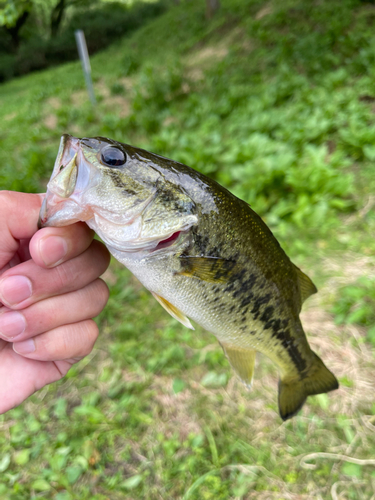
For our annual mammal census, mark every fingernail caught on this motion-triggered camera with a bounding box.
[0,311,26,340]
[39,236,68,267]
[0,276,32,306]
[13,339,35,355]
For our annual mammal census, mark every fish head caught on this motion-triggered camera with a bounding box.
[39,135,197,253]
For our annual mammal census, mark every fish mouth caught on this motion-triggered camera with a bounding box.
[38,135,98,228]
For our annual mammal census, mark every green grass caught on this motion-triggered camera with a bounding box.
[1,0,375,498]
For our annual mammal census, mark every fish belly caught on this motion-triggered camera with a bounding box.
[109,247,311,375]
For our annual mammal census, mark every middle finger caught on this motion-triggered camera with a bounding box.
[0,240,110,309]
[0,278,109,342]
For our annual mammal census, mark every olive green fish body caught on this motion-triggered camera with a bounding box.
[40,135,338,420]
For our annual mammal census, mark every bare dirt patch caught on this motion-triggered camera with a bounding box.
[153,377,203,440]
[104,95,131,118]
[255,3,273,20]
[185,26,253,81]
[70,90,88,107]
[41,98,62,130]
[323,252,375,283]
[68,82,132,119]
[44,113,58,130]
[188,45,229,67]
[4,112,17,121]
[96,79,132,118]
[46,97,62,110]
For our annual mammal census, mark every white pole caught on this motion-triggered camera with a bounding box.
[75,30,96,106]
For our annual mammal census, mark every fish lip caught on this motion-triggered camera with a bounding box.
[38,196,48,229]
[39,135,99,228]
[38,194,90,228]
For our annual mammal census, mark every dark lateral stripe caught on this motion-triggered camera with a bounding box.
[265,317,307,373]
[251,293,271,320]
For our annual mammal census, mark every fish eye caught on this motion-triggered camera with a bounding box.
[101,146,126,167]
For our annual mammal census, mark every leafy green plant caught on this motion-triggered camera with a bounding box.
[131,61,187,133]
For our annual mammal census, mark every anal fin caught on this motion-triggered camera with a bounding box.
[221,343,256,389]
[151,292,194,330]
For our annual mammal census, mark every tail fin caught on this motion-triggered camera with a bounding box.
[278,353,339,421]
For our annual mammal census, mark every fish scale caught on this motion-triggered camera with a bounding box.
[39,134,339,420]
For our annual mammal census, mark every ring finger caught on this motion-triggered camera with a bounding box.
[13,319,100,361]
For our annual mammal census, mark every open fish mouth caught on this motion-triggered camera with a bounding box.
[38,135,95,228]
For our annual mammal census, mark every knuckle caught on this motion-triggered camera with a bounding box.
[100,279,110,302]
[0,192,14,228]
[89,241,111,272]
[60,333,70,357]
[60,223,93,252]
[86,320,99,343]
[76,222,94,238]
[91,279,110,307]
[52,261,75,291]
[80,320,99,356]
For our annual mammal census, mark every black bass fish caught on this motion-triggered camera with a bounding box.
[39,135,339,420]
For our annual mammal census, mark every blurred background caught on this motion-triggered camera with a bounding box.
[1,0,375,498]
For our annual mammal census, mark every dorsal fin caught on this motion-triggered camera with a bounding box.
[294,265,317,303]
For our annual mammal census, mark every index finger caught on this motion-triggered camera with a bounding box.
[0,191,44,270]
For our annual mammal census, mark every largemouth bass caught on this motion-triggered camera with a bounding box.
[39,134,339,420]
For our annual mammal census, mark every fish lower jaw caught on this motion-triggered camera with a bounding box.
[39,193,94,228]
[101,232,190,266]
[100,233,187,256]
[88,213,195,256]
[87,221,160,254]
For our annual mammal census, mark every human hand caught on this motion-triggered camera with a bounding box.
[0,191,110,414]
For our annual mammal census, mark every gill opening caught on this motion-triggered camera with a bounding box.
[154,231,181,251]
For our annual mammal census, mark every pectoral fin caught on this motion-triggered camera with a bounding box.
[220,343,257,388]
[178,256,237,283]
[151,292,194,330]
